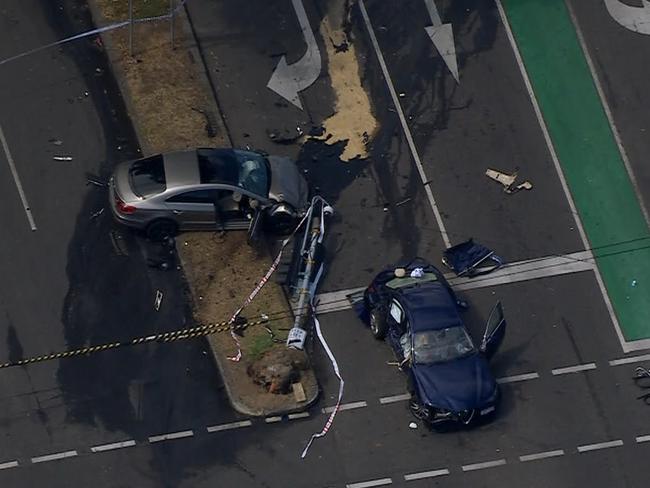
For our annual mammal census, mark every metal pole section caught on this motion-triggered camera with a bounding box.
[128,0,134,56]
[170,0,175,49]
[292,213,320,330]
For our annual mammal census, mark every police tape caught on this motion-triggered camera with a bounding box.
[0,315,268,370]
[0,0,189,67]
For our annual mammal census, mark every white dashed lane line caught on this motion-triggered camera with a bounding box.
[636,435,650,443]
[288,411,310,420]
[148,430,194,443]
[496,372,540,384]
[0,460,19,470]
[461,459,507,472]
[379,393,411,404]
[31,450,77,464]
[403,468,449,481]
[90,440,136,453]
[265,416,282,423]
[206,420,252,433]
[519,449,565,462]
[609,353,650,366]
[551,363,597,375]
[346,477,393,488]
[323,401,367,414]
[577,440,624,453]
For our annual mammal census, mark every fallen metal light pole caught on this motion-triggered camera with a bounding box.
[286,196,333,350]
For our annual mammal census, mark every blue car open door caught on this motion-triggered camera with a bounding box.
[480,301,506,360]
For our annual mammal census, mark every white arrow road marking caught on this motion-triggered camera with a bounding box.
[267,0,321,109]
[423,0,459,82]
[604,0,650,35]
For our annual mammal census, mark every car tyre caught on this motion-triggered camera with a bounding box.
[409,397,430,422]
[146,219,178,242]
[265,204,297,235]
[369,307,388,340]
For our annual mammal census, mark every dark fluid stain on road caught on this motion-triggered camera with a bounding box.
[6,324,24,365]
[38,1,243,484]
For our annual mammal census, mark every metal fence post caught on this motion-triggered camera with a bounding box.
[128,0,134,56]
[170,0,175,49]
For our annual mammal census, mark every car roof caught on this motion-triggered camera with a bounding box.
[162,150,200,189]
[396,282,462,332]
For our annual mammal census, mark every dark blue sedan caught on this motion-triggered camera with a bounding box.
[358,258,506,427]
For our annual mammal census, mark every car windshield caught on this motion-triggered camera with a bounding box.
[129,155,166,197]
[413,327,476,364]
[197,149,269,196]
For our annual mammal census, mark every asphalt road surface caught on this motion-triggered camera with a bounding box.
[2,0,650,487]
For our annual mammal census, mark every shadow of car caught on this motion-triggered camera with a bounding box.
[357,258,506,428]
[109,148,309,240]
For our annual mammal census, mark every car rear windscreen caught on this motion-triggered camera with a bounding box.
[129,155,166,197]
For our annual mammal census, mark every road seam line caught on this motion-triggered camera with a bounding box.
[494,0,629,352]
[0,460,19,470]
[90,440,136,453]
[323,400,367,414]
[206,420,252,433]
[497,372,540,384]
[577,440,623,453]
[0,124,36,230]
[551,363,597,375]
[403,468,449,481]
[519,449,565,462]
[461,459,507,472]
[358,0,451,248]
[379,393,411,404]
[148,430,194,443]
[564,1,650,228]
[31,450,78,464]
[346,477,393,488]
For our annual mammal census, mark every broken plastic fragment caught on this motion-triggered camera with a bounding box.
[410,267,424,278]
[409,422,417,429]
[154,290,163,311]
[53,156,72,161]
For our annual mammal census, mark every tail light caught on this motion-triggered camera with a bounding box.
[115,195,136,214]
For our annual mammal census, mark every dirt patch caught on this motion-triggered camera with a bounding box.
[312,6,378,161]
[91,1,317,415]
[177,232,318,415]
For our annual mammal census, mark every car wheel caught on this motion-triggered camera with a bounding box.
[146,219,178,242]
[265,204,297,234]
[409,397,430,421]
[369,307,388,340]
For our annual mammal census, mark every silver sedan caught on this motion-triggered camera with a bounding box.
[109,148,309,240]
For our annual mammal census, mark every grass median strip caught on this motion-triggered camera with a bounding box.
[500,0,650,344]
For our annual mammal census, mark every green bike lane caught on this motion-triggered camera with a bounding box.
[499,0,650,349]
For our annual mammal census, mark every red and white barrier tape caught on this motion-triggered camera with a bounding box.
[226,208,313,361]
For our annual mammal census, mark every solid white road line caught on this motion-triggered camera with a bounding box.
[494,0,637,354]
[358,0,451,248]
[609,354,650,366]
[496,372,540,384]
[265,416,282,423]
[577,440,624,453]
[461,459,506,472]
[322,401,367,414]
[347,478,393,488]
[519,449,565,462]
[315,252,596,315]
[288,412,310,420]
[206,420,252,433]
[31,450,78,464]
[379,393,411,404]
[0,461,19,470]
[90,440,136,453]
[404,468,449,481]
[552,363,597,375]
[148,430,194,443]
[635,435,650,443]
[0,124,36,231]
